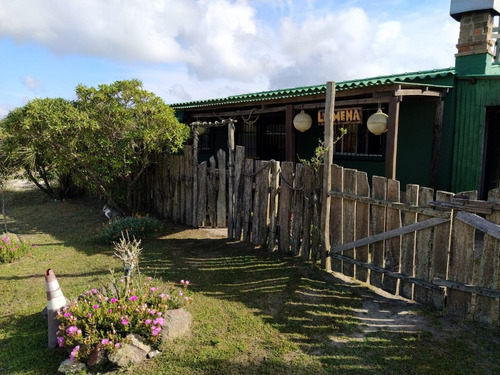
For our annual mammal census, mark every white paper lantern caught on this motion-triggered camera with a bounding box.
[293,110,312,132]
[367,108,388,135]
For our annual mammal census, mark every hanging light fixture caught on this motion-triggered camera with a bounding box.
[293,110,312,132]
[367,106,388,135]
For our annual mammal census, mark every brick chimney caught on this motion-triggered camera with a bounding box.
[450,0,500,74]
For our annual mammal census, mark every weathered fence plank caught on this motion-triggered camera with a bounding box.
[252,160,270,246]
[278,162,294,254]
[267,160,280,251]
[448,191,477,318]
[207,156,217,227]
[330,164,344,272]
[301,165,314,260]
[217,149,227,228]
[414,187,434,304]
[474,189,500,324]
[291,163,305,256]
[343,169,357,277]
[400,184,418,300]
[355,171,369,282]
[428,190,453,309]
[233,146,245,240]
[370,176,387,288]
[383,179,401,294]
[197,162,207,227]
[184,146,193,227]
[242,159,254,242]
[163,155,172,220]
[227,122,236,239]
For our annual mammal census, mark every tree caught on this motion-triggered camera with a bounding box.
[0,98,88,199]
[0,79,190,211]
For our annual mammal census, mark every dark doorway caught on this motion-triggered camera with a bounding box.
[481,107,500,199]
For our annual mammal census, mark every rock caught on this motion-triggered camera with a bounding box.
[107,334,151,367]
[57,359,87,374]
[161,308,192,342]
[147,349,161,359]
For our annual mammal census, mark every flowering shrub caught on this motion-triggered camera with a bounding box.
[97,214,163,243]
[56,277,191,362]
[0,234,36,263]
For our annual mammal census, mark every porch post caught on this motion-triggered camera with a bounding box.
[285,104,295,162]
[385,96,401,179]
[321,82,335,270]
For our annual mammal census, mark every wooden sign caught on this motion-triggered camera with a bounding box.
[318,107,362,125]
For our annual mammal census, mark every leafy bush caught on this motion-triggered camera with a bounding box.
[98,214,162,243]
[0,234,36,263]
[56,276,191,362]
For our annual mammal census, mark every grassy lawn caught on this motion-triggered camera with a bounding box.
[1,183,499,374]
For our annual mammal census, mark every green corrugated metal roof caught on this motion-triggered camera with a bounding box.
[171,67,456,110]
[170,68,455,110]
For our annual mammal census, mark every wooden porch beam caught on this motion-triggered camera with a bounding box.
[285,104,295,162]
[385,96,401,179]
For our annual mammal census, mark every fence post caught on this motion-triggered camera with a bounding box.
[227,121,235,238]
[321,81,335,271]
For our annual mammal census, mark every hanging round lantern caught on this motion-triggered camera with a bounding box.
[367,108,388,135]
[293,110,312,132]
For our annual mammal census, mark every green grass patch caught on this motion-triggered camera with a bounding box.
[97,214,163,244]
[1,182,499,374]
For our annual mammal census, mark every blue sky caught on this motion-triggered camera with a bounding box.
[0,0,459,118]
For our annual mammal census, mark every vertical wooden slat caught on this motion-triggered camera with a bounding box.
[291,163,305,256]
[233,146,245,240]
[383,178,401,295]
[355,171,370,283]
[321,81,335,271]
[400,184,419,300]
[428,190,454,309]
[227,121,236,238]
[154,154,163,218]
[162,155,171,220]
[184,146,193,227]
[180,153,186,224]
[217,149,227,228]
[311,168,323,263]
[172,156,181,224]
[473,189,500,324]
[330,164,344,272]
[301,165,314,260]
[197,162,207,227]
[370,175,387,288]
[267,160,280,251]
[447,191,477,318]
[342,168,357,277]
[207,156,217,227]
[278,162,294,254]
[252,161,270,246]
[242,159,254,242]
[192,132,199,228]
[414,187,434,305]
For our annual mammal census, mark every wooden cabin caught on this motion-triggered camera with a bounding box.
[171,1,500,199]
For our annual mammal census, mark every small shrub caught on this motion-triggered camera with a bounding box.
[0,234,36,263]
[98,214,162,243]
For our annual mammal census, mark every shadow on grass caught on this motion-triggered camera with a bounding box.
[136,234,500,375]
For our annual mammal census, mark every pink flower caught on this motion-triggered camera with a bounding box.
[110,298,117,303]
[147,277,153,281]
[184,296,189,302]
[129,295,138,302]
[158,293,165,299]
[93,304,99,309]
[57,336,65,348]
[115,343,120,348]
[70,345,80,362]
[108,309,113,313]
[121,317,129,325]
[178,291,183,297]
[144,319,152,325]
[151,326,162,336]
[150,287,157,292]
[87,313,92,318]
[153,317,164,326]
[91,288,98,294]
[101,338,109,345]
[66,326,78,336]
[180,280,185,284]
[185,281,190,286]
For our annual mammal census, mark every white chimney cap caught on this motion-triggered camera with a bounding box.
[450,0,500,21]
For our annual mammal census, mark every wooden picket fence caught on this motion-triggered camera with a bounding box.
[132,145,500,325]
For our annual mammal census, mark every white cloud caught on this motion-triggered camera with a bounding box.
[23,74,44,91]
